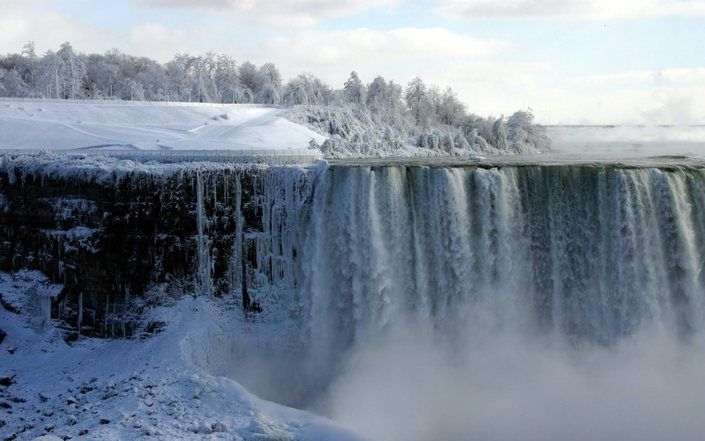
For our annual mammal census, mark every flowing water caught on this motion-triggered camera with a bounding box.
[287,162,705,441]
[100,155,705,441]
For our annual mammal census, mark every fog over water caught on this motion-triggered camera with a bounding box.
[545,125,705,158]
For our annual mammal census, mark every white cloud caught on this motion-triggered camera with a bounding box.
[258,27,546,118]
[133,0,398,26]
[641,88,705,124]
[0,1,113,55]
[126,24,213,60]
[575,68,705,85]
[435,0,705,20]
[264,27,508,68]
[523,83,705,125]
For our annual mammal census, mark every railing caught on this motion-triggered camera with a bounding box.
[0,97,283,109]
[0,148,324,165]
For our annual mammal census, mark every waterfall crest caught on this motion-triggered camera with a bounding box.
[300,165,705,359]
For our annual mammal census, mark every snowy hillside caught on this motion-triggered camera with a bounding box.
[0,270,367,441]
[0,99,326,151]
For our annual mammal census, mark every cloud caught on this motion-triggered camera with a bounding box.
[126,24,213,60]
[266,27,508,65]
[435,0,705,20]
[0,1,113,55]
[574,67,705,85]
[133,0,398,26]
[641,89,705,125]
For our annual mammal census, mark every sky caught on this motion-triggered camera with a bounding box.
[1,0,704,124]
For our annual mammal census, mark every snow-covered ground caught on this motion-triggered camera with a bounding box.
[0,99,326,151]
[0,270,367,441]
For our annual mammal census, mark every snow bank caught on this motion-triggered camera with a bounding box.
[0,270,368,441]
[0,99,326,151]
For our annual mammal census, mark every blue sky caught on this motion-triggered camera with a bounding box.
[2,0,704,124]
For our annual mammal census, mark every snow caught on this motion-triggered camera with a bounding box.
[0,270,368,441]
[0,99,327,151]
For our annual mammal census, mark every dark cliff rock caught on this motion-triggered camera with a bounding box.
[0,155,316,338]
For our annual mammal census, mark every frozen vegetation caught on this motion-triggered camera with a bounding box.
[0,42,550,157]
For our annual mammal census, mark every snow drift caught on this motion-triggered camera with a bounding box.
[0,99,326,151]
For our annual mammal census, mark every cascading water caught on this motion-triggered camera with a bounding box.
[289,164,705,441]
[5,154,705,440]
[301,165,705,352]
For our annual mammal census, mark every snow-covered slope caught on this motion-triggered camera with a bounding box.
[0,99,326,151]
[0,270,367,441]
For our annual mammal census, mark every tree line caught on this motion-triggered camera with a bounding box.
[0,42,550,154]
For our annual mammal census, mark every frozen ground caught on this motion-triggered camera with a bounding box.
[0,99,326,151]
[0,270,366,441]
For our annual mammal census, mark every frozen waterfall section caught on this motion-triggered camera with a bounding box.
[2,154,705,367]
[0,152,321,338]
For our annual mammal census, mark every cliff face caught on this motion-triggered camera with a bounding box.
[5,153,705,352]
[0,155,316,338]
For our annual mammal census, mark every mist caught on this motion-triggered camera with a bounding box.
[545,125,705,157]
[322,323,705,441]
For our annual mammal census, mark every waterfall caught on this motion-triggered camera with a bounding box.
[298,165,705,367]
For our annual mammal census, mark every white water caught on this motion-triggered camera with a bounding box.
[174,161,705,440]
[290,164,705,441]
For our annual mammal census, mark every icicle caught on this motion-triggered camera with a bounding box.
[77,291,83,336]
[122,285,130,338]
[195,170,213,297]
[229,172,243,295]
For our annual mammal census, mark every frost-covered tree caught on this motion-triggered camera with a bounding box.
[405,77,433,128]
[253,63,282,104]
[165,54,192,101]
[506,109,551,152]
[492,117,508,151]
[343,71,366,107]
[0,69,27,97]
[256,84,281,105]
[438,88,466,126]
[123,78,145,101]
[15,42,38,94]
[190,54,218,103]
[215,54,239,103]
[238,62,260,101]
[37,51,62,99]
[56,43,86,99]
[258,63,282,89]
[0,41,550,155]
[137,62,169,101]
[283,74,331,106]
[366,76,387,110]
